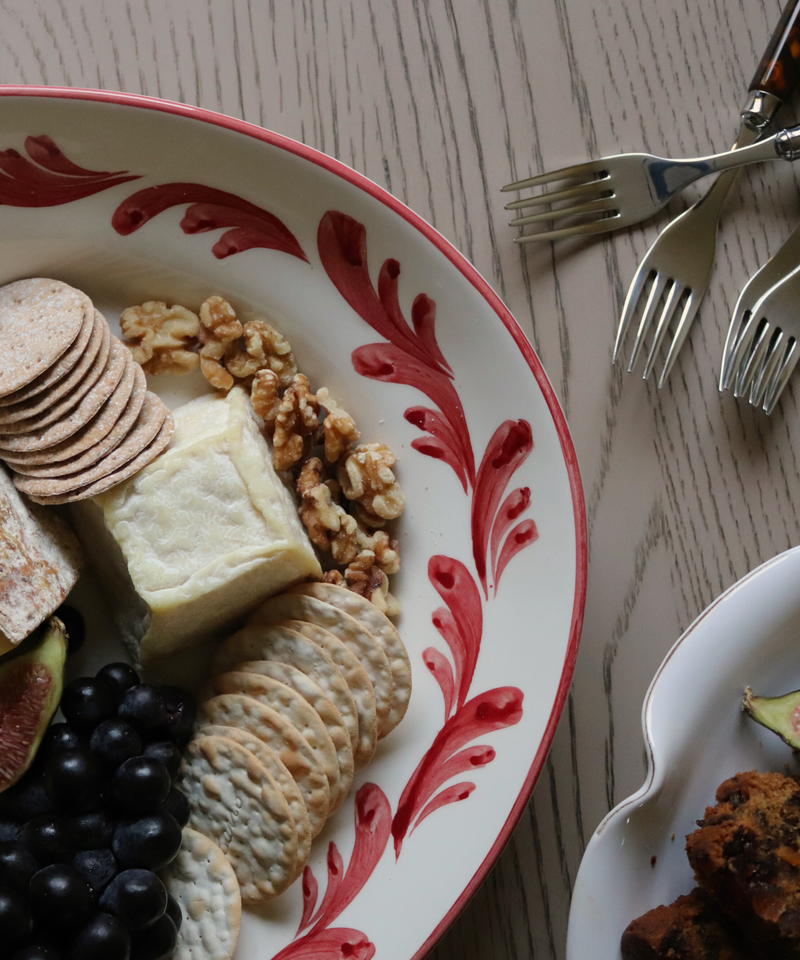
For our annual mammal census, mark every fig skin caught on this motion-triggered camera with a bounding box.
[0,618,67,795]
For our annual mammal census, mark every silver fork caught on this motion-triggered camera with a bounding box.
[612,0,800,384]
[502,125,800,244]
[720,229,800,414]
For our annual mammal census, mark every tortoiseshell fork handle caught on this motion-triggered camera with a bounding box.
[751,0,800,101]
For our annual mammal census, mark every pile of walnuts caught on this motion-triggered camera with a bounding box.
[121,296,404,615]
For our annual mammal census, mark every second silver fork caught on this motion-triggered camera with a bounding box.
[613,0,800,384]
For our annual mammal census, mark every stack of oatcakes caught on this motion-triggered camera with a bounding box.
[0,278,173,504]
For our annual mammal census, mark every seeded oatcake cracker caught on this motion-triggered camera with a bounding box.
[289,581,412,735]
[13,393,167,497]
[0,337,128,452]
[8,362,147,477]
[0,306,101,418]
[207,665,354,814]
[179,735,297,902]
[161,827,241,960]
[686,770,800,956]
[248,593,394,739]
[0,278,89,397]
[281,619,378,771]
[209,622,360,759]
[200,723,312,883]
[201,671,341,810]
[199,694,331,838]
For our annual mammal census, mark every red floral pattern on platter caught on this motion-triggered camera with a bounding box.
[0,135,139,206]
[274,784,392,960]
[112,183,307,262]
[12,134,545,955]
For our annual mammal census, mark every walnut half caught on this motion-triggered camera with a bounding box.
[120,301,200,375]
[338,443,405,520]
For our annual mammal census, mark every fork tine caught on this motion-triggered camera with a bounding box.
[627,273,668,371]
[750,330,785,409]
[734,321,771,398]
[504,180,611,211]
[658,290,700,388]
[502,162,608,192]
[764,339,800,415]
[642,283,683,381]
[514,213,622,243]
[509,197,616,227]
[613,263,652,364]
[723,311,760,392]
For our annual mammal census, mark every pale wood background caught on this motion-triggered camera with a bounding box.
[4,0,800,957]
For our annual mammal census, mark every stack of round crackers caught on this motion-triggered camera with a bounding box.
[180,581,412,903]
[0,278,173,504]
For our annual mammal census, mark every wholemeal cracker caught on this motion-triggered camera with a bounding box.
[0,307,102,415]
[209,623,360,761]
[160,827,241,960]
[199,694,330,838]
[13,393,167,496]
[209,664,354,814]
[289,582,411,735]
[27,407,173,504]
[200,723,311,883]
[200,671,341,810]
[0,325,121,434]
[248,593,394,738]
[280,619,378,771]
[0,337,128,452]
[0,279,89,397]
[8,362,147,477]
[0,345,140,467]
[179,735,297,902]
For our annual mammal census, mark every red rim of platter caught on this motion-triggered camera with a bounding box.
[0,84,588,960]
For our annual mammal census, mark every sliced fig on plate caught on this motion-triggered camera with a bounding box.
[0,617,67,794]
[743,685,800,750]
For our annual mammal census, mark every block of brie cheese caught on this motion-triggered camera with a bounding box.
[0,465,83,656]
[72,387,321,666]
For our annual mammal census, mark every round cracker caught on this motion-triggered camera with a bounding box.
[281,619,378,771]
[214,664,354,814]
[209,623,360,761]
[289,582,411,735]
[13,392,167,496]
[0,337,128,451]
[160,826,241,960]
[8,362,147,476]
[28,404,173,504]
[200,723,311,884]
[0,323,120,433]
[199,694,330,838]
[179,735,297,902]
[0,278,89,397]
[248,594,394,739]
[200,671,341,811]
[0,306,101,414]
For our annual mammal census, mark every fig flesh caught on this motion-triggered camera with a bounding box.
[0,618,67,794]
[743,685,800,750]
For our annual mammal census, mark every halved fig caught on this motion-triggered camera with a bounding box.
[0,617,67,793]
[743,685,800,750]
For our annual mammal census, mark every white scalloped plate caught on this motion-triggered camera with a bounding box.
[566,545,800,959]
[0,88,586,960]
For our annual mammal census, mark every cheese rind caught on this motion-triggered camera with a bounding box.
[75,388,321,665]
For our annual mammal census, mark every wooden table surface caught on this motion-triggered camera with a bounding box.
[4,0,800,957]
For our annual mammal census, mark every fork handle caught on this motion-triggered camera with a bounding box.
[749,0,800,106]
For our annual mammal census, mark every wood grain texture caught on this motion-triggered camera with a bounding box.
[3,0,800,957]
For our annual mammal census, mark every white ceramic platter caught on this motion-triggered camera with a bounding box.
[567,544,800,960]
[0,89,585,960]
